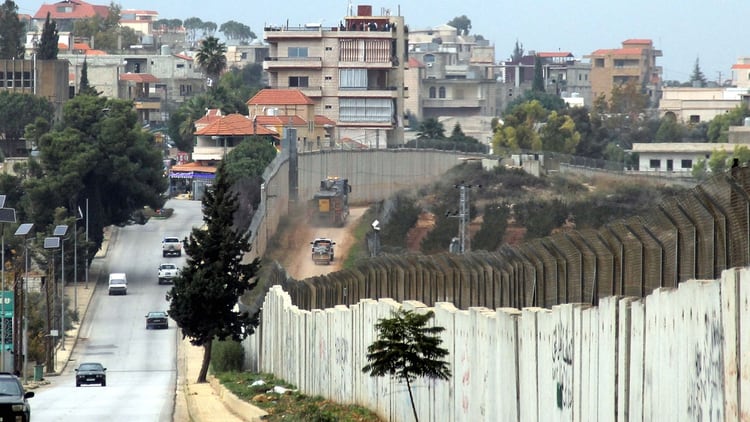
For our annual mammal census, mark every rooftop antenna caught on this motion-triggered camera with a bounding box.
[347,0,354,16]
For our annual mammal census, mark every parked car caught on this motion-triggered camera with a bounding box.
[157,263,179,285]
[108,273,127,296]
[145,311,169,329]
[75,362,106,387]
[0,373,33,420]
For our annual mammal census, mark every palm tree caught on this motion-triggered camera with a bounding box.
[195,36,227,89]
[416,118,445,140]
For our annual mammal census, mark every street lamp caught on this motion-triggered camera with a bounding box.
[43,236,60,374]
[53,225,68,351]
[14,223,33,383]
[0,196,16,372]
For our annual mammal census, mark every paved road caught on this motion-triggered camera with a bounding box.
[31,199,203,422]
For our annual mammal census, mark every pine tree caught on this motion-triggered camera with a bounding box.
[0,0,25,59]
[37,12,59,60]
[363,308,451,422]
[689,57,707,87]
[167,163,261,383]
[532,55,545,92]
[511,39,524,62]
[78,59,99,96]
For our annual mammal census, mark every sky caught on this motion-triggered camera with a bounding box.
[13,0,750,83]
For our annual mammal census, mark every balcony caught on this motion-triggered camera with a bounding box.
[337,86,402,98]
[264,26,325,41]
[422,98,486,109]
[134,97,162,110]
[264,56,323,70]
[192,145,231,162]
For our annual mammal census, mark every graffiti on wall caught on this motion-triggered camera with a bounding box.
[686,316,723,420]
[552,320,573,410]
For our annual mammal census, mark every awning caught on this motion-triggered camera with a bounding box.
[169,171,215,180]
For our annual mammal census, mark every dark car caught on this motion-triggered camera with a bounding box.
[75,362,106,387]
[145,311,169,329]
[0,373,33,421]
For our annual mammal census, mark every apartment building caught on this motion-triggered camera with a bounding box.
[659,86,746,124]
[262,4,407,147]
[407,24,497,120]
[586,39,662,105]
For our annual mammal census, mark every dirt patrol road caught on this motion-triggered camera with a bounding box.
[277,206,368,280]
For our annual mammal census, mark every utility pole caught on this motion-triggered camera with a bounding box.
[447,181,481,254]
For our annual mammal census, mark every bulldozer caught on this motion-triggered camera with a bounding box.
[308,177,351,226]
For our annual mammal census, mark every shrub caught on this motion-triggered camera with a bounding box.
[211,339,244,372]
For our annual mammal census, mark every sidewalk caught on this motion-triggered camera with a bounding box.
[32,226,267,421]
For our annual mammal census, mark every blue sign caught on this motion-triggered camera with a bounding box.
[0,291,12,317]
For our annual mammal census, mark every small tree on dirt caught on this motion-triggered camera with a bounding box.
[167,162,261,383]
[362,308,451,422]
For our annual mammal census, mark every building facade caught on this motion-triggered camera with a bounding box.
[586,39,662,105]
[262,4,407,147]
[659,87,747,124]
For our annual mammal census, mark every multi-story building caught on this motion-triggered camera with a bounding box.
[496,51,590,111]
[262,4,407,147]
[59,48,206,127]
[407,24,497,120]
[659,87,746,124]
[586,39,662,105]
[28,0,108,33]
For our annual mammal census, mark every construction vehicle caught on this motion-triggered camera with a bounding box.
[310,238,335,265]
[308,177,351,226]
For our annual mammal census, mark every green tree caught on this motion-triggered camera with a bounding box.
[72,2,138,52]
[493,100,547,151]
[707,104,750,141]
[223,136,277,185]
[202,21,217,38]
[0,91,54,148]
[0,0,24,59]
[416,118,445,139]
[78,58,100,96]
[29,95,166,252]
[540,111,580,153]
[532,56,545,92]
[511,39,524,62]
[362,308,451,422]
[655,114,685,141]
[218,63,263,99]
[196,36,227,89]
[472,202,510,251]
[707,148,729,174]
[689,57,707,88]
[183,16,204,45]
[219,20,256,44]
[37,12,59,60]
[167,163,261,383]
[446,15,471,35]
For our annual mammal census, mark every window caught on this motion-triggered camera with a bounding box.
[288,47,309,58]
[176,63,185,69]
[289,76,309,87]
[325,105,332,109]
[325,46,332,51]
[325,76,332,81]
[429,86,436,98]
[423,54,435,63]
[681,159,693,169]
[180,84,192,96]
[595,58,604,67]
[689,115,700,123]
[649,159,660,169]
[241,52,248,59]
[339,68,367,89]
[339,98,392,122]
[438,87,446,98]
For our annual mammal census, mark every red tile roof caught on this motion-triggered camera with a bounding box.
[314,115,336,126]
[732,64,750,70]
[194,109,222,126]
[408,57,424,68]
[194,113,278,136]
[622,39,653,46]
[254,115,307,126]
[119,73,159,83]
[590,48,644,56]
[34,0,109,20]
[173,53,193,61]
[247,89,314,105]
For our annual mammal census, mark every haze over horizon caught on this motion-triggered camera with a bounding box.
[13,0,750,84]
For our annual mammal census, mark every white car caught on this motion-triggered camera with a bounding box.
[157,263,179,285]
[108,273,128,296]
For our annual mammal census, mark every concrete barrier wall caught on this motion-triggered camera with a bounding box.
[246,267,750,422]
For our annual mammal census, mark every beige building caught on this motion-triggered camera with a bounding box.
[659,87,747,123]
[262,5,407,147]
[586,39,662,105]
[408,24,497,120]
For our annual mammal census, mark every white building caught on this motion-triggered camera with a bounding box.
[632,142,738,172]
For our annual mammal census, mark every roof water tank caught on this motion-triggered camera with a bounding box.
[357,5,372,16]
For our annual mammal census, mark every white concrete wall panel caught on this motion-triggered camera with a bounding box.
[720,269,739,420]
[434,303,458,422]
[250,268,750,421]
[496,307,521,422]
[597,297,617,420]
[739,268,750,419]
[452,308,473,421]
[627,299,645,421]
[519,307,543,422]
